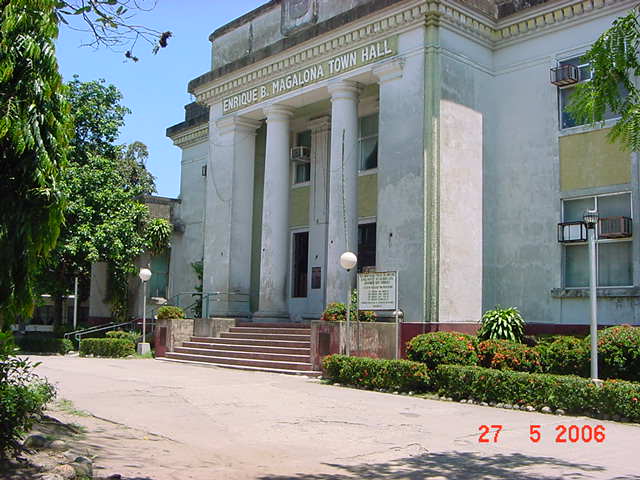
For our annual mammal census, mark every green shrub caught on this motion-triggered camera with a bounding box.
[321,290,375,322]
[322,354,430,393]
[406,332,477,370]
[15,335,74,354]
[0,332,56,458]
[594,325,640,382]
[536,336,589,377]
[79,338,135,357]
[105,330,140,345]
[156,305,185,320]
[433,364,640,422]
[477,306,525,342]
[476,339,542,373]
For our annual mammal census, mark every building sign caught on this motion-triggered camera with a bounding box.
[222,36,398,113]
[357,271,397,311]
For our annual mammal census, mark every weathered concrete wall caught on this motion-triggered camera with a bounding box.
[289,185,310,227]
[310,320,396,370]
[155,318,194,356]
[251,125,267,312]
[358,173,377,218]
[89,262,111,321]
[193,317,236,338]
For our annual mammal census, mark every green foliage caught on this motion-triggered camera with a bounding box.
[536,336,590,377]
[15,335,73,354]
[156,305,185,320]
[0,332,56,458]
[79,337,134,357]
[433,364,640,422]
[145,218,172,255]
[477,306,525,342]
[0,0,72,323]
[567,8,640,151]
[321,290,376,322]
[476,339,542,373]
[594,325,640,382]
[322,354,430,393]
[406,332,478,370]
[105,329,139,345]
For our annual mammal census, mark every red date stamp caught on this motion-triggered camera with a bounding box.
[478,424,606,443]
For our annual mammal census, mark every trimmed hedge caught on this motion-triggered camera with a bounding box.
[322,354,430,393]
[105,330,140,345]
[476,339,542,373]
[156,306,185,320]
[15,335,74,354]
[79,338,135,358]
[406,332,477,370]
[596,325,640,382]
[536,336,589,377]
[434,364,640,422]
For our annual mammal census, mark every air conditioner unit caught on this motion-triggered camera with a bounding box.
[290,146,310,163]
[550,64,579,86]
[558,221,587,243]
[599,216,632,239]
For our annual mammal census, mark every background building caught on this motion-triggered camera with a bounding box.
[166,0,640,329]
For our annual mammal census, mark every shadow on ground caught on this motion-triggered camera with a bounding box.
[259,451,640,480]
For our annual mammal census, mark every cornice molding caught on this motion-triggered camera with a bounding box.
[191,0,634,107]
[169,123,209,149]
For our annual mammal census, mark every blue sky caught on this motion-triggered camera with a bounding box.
[56,0,266,198]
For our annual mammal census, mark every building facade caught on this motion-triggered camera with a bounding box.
[167,0,640,328]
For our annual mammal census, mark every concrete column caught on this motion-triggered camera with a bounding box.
[307,116,331,314]
[256,104,294,319]
[203,108,260,317]
[325,80,360,305]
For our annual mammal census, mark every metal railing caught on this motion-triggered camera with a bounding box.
[64,321,133,343]
[166,291,251,318]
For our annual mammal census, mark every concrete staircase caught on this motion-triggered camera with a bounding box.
[162,323,320,376]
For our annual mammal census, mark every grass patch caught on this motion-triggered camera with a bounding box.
[55,399,90,417]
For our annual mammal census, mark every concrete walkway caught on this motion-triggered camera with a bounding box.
[34,356,639,480]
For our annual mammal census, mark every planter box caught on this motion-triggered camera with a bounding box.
[155,318,194,357]
[310,320,397,370]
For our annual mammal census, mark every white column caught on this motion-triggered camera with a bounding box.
[256,104,294,319]
[203,109,260,317]
[307,116,331,314]
[325,80,360,305]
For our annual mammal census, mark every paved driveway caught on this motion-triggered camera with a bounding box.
[34,356,639,480]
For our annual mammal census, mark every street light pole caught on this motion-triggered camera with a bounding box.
[138,267,152,355]
[583,209,599,381]
[339,252,357,357]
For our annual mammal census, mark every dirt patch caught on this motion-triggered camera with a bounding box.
[1,400,219,480]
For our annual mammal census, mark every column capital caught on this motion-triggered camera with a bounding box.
[327,79,361,102]
[264,104,295,123]
[372,58,405,84]
[308,115,331,132]
[216,115,261,136]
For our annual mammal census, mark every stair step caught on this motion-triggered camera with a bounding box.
[236,322,310,329]
[229,326,311,335]
[191,337,310,348]
[157,357,321,377]
[182,341,310,356]
[174,347,310,362]
[164,352,315,371]
[220,332,310,341]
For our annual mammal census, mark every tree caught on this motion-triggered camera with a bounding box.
[0,0,72,327]
[36,78,165,325]
[568,7,640,150]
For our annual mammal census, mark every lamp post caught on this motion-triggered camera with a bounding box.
[339,252,357,356]
[138,267,152,355]
[583,209,599,381]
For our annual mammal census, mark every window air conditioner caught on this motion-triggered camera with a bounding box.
[557,221,587,243]
[290,146,310,163]
[550,64,579,86]
[599,216,632,239]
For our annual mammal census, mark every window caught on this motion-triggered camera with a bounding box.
[293,130,311,184]
[358,113,378,170]
[292,231,309,297]
[357,222,376,273]
[558,56,620,129]
[562,193,632,287]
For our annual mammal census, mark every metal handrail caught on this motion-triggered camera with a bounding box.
[65,321,134,343]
